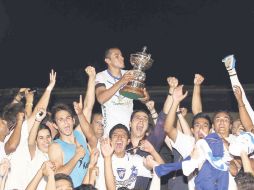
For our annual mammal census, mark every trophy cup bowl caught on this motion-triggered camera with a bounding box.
[120,46,153,100]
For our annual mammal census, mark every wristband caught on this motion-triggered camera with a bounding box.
[168,92,172,96]
[26,103,33,106]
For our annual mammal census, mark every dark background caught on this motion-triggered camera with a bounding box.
[0,0,253,88]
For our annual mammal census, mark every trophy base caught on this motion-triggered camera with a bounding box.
[119,85,144,100]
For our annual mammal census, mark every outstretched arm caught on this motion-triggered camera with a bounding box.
[164,85,188,142]
[27,70,56,131]
[192,74,204,115]
[83,66,96,123]
[233,85,254,132]
[73,95,97,149]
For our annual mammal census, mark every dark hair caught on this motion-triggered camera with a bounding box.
[2,102,24,129]
[235,172,254,190]
[212,110,233,124]
[91,113,102,123]
[36,124,52,139]
[130,109,153,135]
[74,184,97,190]
[104,47,120,59]
[109,124,130,139]
[192,112,212,129]
[54,173,74,188]
[51,103,74,122]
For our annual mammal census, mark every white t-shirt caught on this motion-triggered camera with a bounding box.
[4,120,31,190]
[0,141,6,161]
[95,143,106,190]
[169,131,195,159]
[25,147,49,190]
[96,69,133,136]
[112,153,152,189]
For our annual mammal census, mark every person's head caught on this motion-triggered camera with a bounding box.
[104,48,125,70]
[129,110,150,139]
[231,118,245,136]
[0,116,8,141]
[109,124,130,157]
[91,113,104,139]
[191,112,212,140]
[51,103,75,137]
[36,124,52,153]
[235,172,254,190]
[2,102,24,131]
[55,173,74,190]
[212,110,233,138]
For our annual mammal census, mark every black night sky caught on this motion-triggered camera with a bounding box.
[0,0,254,88]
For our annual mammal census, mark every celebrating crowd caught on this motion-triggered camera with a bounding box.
[0,48,254,190]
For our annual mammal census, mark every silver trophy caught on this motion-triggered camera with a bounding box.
[120,46,153,99]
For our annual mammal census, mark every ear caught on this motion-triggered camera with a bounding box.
[72,117,75,125]
[191,128,194,134]
[105,57,111,64]
[127,139,131,145]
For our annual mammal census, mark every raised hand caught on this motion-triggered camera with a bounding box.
[194,74,204,85]
[100,138,114,158]
[42,161,56,177]
[145,100,155,111]
[16,112,25,123]
[47,69,56,91]
[167,77,178,93]
[89,148,100,168]
[139,88,150,103]
[35,108,47,122]
[172,85,188,103]
[233,85,243,102]
[85,66,96,79]
[73,95,83,115]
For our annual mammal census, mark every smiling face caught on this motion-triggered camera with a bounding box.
[54,110,75,137]
[130,111,149,138]
[36,128,52,153]
[213,111,232,138]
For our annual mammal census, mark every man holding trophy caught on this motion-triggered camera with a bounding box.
[95,47,152,136]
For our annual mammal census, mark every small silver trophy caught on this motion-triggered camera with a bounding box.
[120,46,153,99]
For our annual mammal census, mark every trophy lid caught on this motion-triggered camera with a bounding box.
[130,46,153,70]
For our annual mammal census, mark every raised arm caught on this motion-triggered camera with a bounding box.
[164,85,188,142]
[233,85,254,132]
[4,112,25,154]
[24,89,35,117]
[145,100,158,124]
[192,74,204,115]
[28,109,46,159]
[176,107,193,136]
[100,138,115,190]
[163,77,178,114]
[95,71,134,104]
[27,70,56,131]
[73,95,97,149]
[83,66,96,123]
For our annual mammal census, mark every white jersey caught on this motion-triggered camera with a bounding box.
[112,153,152,189]
[25,147,49,190]
[4,120,31,190]
[96,69,133,136]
